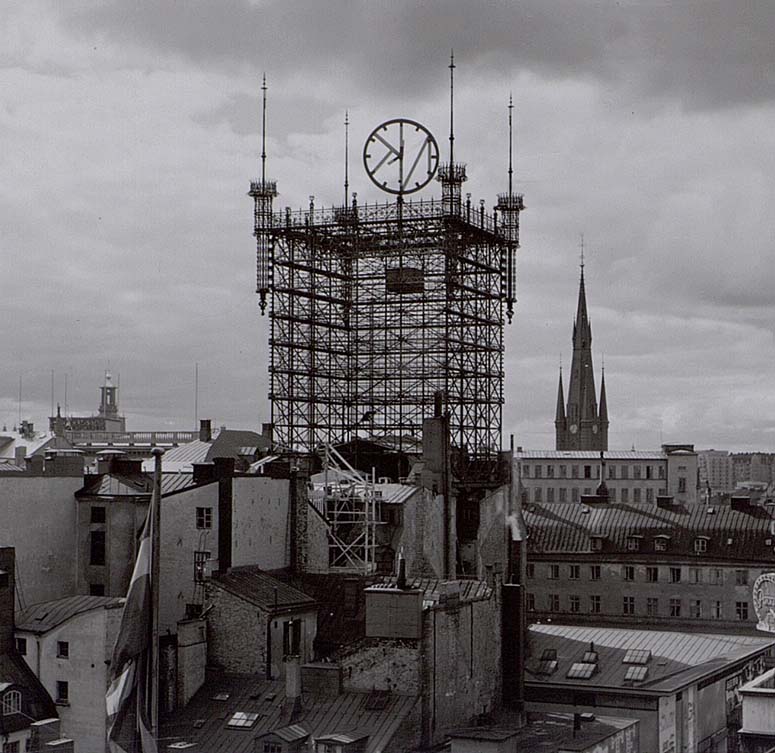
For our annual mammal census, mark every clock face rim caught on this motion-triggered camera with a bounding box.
[570,424,578,434]
[362,118,440,195]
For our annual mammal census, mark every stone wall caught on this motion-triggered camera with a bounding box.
[340,641,421,695]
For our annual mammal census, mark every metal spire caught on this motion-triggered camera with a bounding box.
[261,74,268,184]
[344,110,350,206]
[448,50,455,165]
[508,93,514,196]
[579,233,585,278]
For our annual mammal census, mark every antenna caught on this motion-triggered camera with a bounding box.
[508,93,514,196]
[50,369,55,422]
[194,362,199,427]
[261,73,268,184]
[579,233,585,274]
[448,50,455,165]
[18,374,22,427]
[344,110,350,206]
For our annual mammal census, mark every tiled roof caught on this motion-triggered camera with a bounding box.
[160,671,418,753]
[524,502,775,558]
[526,624,774,694]
[370,576,492,605]
[210,566,316,611]
[16,595,123,633]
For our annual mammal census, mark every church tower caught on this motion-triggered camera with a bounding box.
[555,261,608,450]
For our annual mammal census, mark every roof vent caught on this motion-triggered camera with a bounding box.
[706,507,716,514]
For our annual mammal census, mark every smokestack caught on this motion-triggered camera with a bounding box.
[199,419,212,443]
[397,550,407,590]
[285,655,302,699]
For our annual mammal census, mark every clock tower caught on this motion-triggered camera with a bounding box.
[555,260,608,451]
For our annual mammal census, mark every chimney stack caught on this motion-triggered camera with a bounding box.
[199,419,212,443]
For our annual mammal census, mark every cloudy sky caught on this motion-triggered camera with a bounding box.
[2,0,774,452]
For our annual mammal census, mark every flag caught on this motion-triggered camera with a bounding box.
[106,491,158,753]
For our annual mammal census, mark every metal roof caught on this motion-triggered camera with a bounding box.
[516,450,671,460]
[160,672,418,753]
[210,566,316,611]
[526,624,775,694]
[370,576,492,605]
[77,472,198,499]
[260,723,308,742]
[16,595,124,633]
[524,502,775,558]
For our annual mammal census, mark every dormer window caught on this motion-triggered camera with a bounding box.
[590,535,604,552]
[2,689,21,715]
[694,537,709,554]
[654,535,670,552]
[626,535,642,552]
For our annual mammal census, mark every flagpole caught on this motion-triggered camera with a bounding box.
[150,447,164,741]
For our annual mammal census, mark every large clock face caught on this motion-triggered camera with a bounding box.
[363,118,439,195]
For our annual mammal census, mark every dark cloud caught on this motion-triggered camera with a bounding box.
[63,0,775,110]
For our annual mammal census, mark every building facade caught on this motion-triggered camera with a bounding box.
[524,500,774,632]
[517,445,698,506]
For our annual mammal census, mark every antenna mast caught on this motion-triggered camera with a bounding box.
[344,110,350,206]
[508,93,514,196]
[260,74,268,185]
[448,50,455,165]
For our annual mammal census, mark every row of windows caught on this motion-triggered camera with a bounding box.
[528,593,750,620]
[15,639,71,657]
[524,463,666,481]
[529,563,751,585]
[528,486,667,504]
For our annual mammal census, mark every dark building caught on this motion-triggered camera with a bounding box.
[555,263,608,451]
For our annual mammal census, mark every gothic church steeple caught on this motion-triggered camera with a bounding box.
[555,257,609,451]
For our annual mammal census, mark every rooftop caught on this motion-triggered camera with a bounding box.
[160,671,417,753]
[516,450,673,460]
[210,566,316,612]
[368,576,492,606]
[77,471,199,499]
[524,501,775,557]
[16,595,124,633]
[527,624,775,694]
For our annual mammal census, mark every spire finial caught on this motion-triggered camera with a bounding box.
[579,233,585,273]
[448,49,455,165]
[260,73,268,185]
[508,93,514,196]
[344,110,350,206]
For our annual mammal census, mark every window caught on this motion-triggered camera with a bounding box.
[226,712,259,728]
[590,565,601,581]
[620,488,629,504]
[584,465,592,479]
[689,567,702,584]
[15,638,26,655]
[624,666,649,682]
[196,507,212,530]
[569,565,580,580]
[549,564,560,580]
[534,488,543,503]
[569,595,580,613]
[647,598,659,617]
[527,593,536,612]
[709,568,723,585]
[678,477,687,493]
[56,641,69,659]
[590,536,603,552]
[646,465,653,480]
[736,570,749,586]
[654,536,668,552]
[712,601,722,619]
[633,488,641,504]
[623,566,635,582]
[559,465,567,478]
[690,600,702,619]
[609,488,616,502]
[646,488,654,504]
[526,563,535,579]
[535,465,542,479]
[590,595,601,614]
[669,599,681,618]
[634,466,642,479]
[90,583,105,596]
[623,596,635,615]
[263,743,283,753]
[694,538,708,554]
[626,537,641,552]
[522,464,530,478]
[549,594,560,611]
[609,464,616,479]
[572,487,579,503]
[621,466,629,480]
[559,488,567,503]
[572,465,579,479]
[659,465,666,479]
[56,681,69,704]
[283,619,302,657]
[737,602,749,621]
[90,506,106,524]
[90,530,106,566]
[2,690,21,715]
[567,662,597,679]
[583,488,591,496]
[670,567,681,583]
[547,487,555,503]
[547,465,554,478]
[646,567,659,583]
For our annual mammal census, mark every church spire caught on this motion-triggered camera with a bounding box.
[599,366,608,423]
[555,368,566,425]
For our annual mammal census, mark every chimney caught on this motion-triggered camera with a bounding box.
[285,655,302,699]
[199,419,212,443]
[397,550,407,590]
[28,719,62,753]
[177,617,207,707]
[14,446,26,467]
[0,548,16,655]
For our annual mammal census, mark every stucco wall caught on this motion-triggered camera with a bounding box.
[340,642,421,694]
[231,477,290,570]
[0,475,82,607]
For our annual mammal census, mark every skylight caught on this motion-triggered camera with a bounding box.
[168,743,196,749]
[211,693,230,701]
[567,662,597,680]
[226,712,259,729]
[536,660,558,676]
[623,649,651,665]
[540,649,557,662]
[624,666,648,682]
[582,651,598,664]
